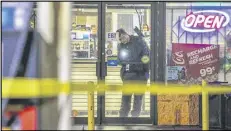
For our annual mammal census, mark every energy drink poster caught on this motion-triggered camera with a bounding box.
[171,43,220,84]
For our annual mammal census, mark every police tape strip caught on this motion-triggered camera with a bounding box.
[2,127,11,130]
[2,78,231,98]
[3,78,61,98]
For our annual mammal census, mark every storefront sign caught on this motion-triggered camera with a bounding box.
[181,10,230,33]
[171,43,220,83]
[107,56,118,66]
[107,32,117,41]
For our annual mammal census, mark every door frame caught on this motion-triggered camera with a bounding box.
[73,1,167,125]
[72,2,102,125]
[100,1,155,125]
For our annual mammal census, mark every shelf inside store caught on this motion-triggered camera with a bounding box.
[72,39,90,42]
[72,49,89,52]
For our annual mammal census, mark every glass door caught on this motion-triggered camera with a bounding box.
[71,3,101,124]
[102,2,153,124]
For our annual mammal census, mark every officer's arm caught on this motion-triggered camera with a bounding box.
[141,39,150,57]
[140,39,150,72]
[117,44,121,64]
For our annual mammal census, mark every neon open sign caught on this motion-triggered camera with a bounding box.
[181,10,230,33]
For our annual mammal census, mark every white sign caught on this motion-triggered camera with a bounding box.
[167,66,185,80]
[181,10,230,33]
[107,32,117,41]
[71,32,76,40]
[200,66,215,77]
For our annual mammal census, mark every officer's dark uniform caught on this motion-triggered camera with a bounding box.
[117,35,150,117]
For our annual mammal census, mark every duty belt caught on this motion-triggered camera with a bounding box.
[123,64,144,72]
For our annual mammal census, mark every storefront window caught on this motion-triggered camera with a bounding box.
[166,2,231,84]
[104,4,151,118]
[163,2,231,126]
[71,4,99,118]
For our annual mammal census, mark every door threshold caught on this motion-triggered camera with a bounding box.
[100,124,152,126]
[72,125,158,130]
[72,125,203,130]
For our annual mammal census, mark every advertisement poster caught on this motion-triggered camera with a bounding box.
[167,66,186,82]
[107,56,118,66]
[171,43,220,84]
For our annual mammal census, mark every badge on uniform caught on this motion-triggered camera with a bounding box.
[126,64,130,71]
[141,55,150,64]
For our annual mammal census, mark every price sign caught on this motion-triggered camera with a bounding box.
[200,66,216,77]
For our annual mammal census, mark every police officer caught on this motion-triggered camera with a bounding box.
[116,28,150,117]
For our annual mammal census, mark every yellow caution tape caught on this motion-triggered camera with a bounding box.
[2,78,231,98]
[2,78,69,98]
[71,84,231,95]
[60,82,71,94]
[2,127,11,130]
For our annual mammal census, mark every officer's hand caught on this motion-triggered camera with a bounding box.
[145,72,149,79]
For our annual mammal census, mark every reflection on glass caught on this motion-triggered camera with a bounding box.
[105,4,151,118]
